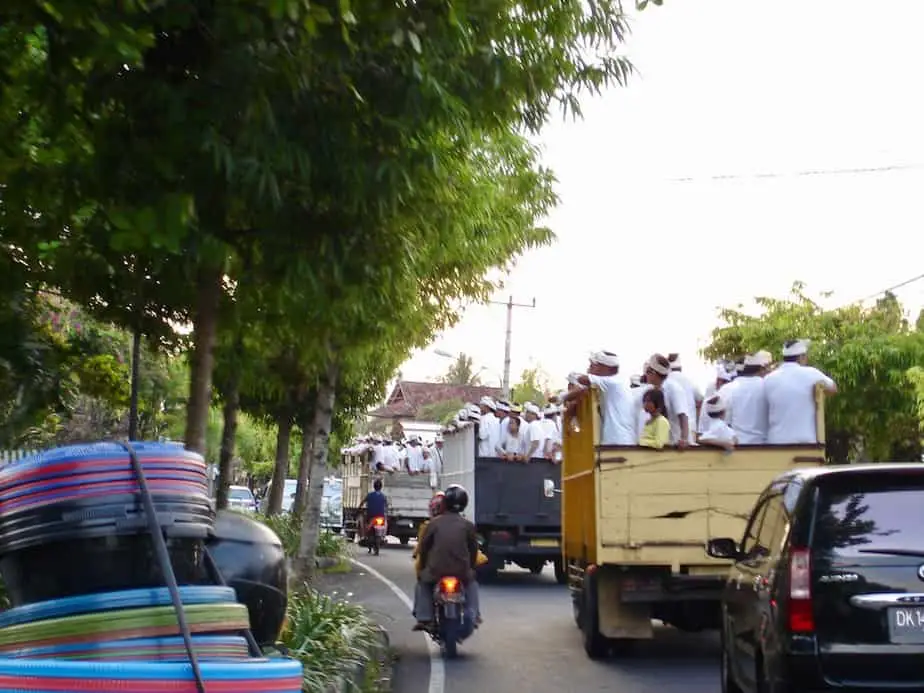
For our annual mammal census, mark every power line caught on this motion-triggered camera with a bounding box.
[670,162,924,183]
[851,272,924,305]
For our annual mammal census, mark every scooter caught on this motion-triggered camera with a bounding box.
[367,515,386,556]
[426,576,475,658]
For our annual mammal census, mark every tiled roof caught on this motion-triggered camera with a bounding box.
[368,381,503,419]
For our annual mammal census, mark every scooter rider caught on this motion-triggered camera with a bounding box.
[357,478,387,554]
[412,484,482,631]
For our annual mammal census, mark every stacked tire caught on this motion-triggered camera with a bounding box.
[0,442,302,693]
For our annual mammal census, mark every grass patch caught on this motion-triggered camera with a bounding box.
[319,558,352,574]
[281,586,382,693]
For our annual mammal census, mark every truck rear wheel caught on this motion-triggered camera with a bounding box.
[553,559,567,585]
[581,573,609,660]
[399,536,410,546]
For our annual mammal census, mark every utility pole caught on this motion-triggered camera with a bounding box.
[489,296,536,400]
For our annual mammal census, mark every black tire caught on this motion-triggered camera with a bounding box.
[345,531,356,543]
[581,572,609,660]
[399,536,410,546]
[720,622,744,693]
[529,564,543,575]
[441,617,460,659]
[554,559,567,585]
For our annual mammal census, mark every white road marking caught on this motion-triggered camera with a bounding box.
[351,557,445,693]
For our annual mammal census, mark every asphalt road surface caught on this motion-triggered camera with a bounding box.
[335,538,722,693]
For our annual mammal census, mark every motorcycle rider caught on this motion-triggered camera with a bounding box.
[357,478,387,554]
[412,484,481,630]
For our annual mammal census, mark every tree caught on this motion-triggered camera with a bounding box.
[441,353,482,386]
[703,283,924,463]
[418,399,466,425]
[511,366,552,404]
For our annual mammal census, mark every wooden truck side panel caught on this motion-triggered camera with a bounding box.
[562,394,601,565]
[594,444,825,573]
[562,386,827,572]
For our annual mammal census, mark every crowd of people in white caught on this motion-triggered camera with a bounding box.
[562,339,836,452]
[343,434,445,475]
[343,338,836,467]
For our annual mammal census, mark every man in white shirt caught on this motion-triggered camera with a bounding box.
[541,404,562,459]
[563,350,638,446]
[643,354,692,448]
[477,396,500,458]
[698,392,738,452]
[722,351,770,445]
[382,439,400,472]
[668,354,705,437]
[405,436,425,474]
[521,402,547,459]
[371,437,386,472]
[698,365,735,434]
[764,339,837,445]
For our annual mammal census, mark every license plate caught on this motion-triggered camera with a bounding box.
[888,607,924,643]
[530,538,559,548]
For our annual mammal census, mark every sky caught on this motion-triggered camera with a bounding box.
[397,0,924,394]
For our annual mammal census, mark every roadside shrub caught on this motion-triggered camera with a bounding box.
[282,587,380,693]
[262,513,301,557]
[262,514,349,564]
[315,530,348,560]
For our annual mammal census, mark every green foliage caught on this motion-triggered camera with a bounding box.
[418,399,466,426]
[440,353,481,386]
[262,512,347,561]
[281,588,380,693]
[703,284,924,462]
[512,366,552,404]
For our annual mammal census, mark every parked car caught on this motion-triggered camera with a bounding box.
[320,477,343,533]
[227,485,258,514]
[708,464,924,693]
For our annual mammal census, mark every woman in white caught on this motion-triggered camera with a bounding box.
[496,416,528,461]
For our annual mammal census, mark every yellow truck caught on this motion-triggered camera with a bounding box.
[562,388,828,659]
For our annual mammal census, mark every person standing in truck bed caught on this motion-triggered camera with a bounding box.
[563,350,637,446]
[764,339,837,445]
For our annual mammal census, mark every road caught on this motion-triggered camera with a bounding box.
[335,538,722,693]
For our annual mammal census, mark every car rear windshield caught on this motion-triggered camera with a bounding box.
[230,488,254,500]
[812,472,924,557]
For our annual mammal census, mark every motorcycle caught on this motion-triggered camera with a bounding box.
[366,515,386,556]
[426,576,475,658]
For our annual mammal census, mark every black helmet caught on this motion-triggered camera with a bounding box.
[443,484,469,513]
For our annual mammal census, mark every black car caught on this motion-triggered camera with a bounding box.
[707,464,924,692]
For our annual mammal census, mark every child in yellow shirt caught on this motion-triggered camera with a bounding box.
[638,388,670,449]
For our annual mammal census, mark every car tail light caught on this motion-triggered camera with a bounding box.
[440,577,460,594]
[788,547,814,633]
[373,517,385,526]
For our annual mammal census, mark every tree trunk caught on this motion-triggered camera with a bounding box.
[295,361,339,582]
[266,409,293,517]
[184,262,224,455]
[216,378,240,511]
[292,399,316,518]
[128,328,142,440]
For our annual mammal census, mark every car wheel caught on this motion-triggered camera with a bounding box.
[720,624,743,693]
[581,573,609,660]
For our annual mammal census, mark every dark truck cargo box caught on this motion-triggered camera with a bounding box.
[441,425,564,582]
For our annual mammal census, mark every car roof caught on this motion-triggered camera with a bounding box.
[772,463,924,486]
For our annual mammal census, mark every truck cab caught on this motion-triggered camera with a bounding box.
[442,424,565,582]
[562,388,828,658]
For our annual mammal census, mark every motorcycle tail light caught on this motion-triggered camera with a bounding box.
[373,517,385,526]
[440,577,460,594]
